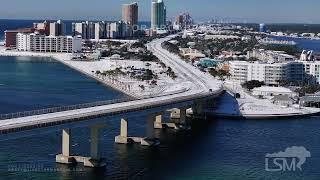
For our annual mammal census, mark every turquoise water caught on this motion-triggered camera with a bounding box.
[0,56,125,113]
[0,56,320,179]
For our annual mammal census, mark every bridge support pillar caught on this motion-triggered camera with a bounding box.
[115,116,160,146]
[141,113,159,146]
[193,103,203,115]
[56,129,75,165]
[115,119,129,144]
[179,107,187,125]
[83,124,106,168]
[166,107,190,129]
[154,114,163,129]
[56,125,106,168]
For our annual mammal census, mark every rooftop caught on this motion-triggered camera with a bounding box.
[253,86,293,93]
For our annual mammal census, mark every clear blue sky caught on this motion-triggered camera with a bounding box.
[0,0,319,23]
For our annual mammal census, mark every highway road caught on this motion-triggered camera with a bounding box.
[148,35,221,93]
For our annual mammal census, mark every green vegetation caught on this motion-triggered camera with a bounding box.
[102,68,126,76]
[295,85,320,96]
[209,69,230,80]
[171,35,258,58]
[166,67,177,80]
[123,51,159,62]
[131,41,145,49]
[248,57,259,61]
[242,80,265,91]
[162,41,180,55]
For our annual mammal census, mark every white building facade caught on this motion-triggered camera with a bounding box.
[16,33,82,53]
[299,60,320,84]
[230,61,304,85]
[247,49,295,62]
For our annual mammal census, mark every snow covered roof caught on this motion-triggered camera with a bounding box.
[185,53,206,58]
[253,86,293,93]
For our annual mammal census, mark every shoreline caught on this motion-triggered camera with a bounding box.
[213,83,320,119]
[0,49,140,98]
[271,35,320,41]
[210,111,320,120]
[0,47,190,100]
[55,57,139,99]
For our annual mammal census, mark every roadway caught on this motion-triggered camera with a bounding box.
[0,35,223,136]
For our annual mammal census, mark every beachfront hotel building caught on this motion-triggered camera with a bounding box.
[151,0,167,30]
[16,32,82,53]
[73,22,88,39]
[4,28,35,48]
[72,21,102,40]
[229,61,304,86]
[72,21,129,39]
[122,2,138,26]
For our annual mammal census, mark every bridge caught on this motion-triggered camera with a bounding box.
[0,35,223,168]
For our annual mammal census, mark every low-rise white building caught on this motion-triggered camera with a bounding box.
[252,86,297,97]
[229,61,304,85]
[247,49,296,62]
[16,33,82,53]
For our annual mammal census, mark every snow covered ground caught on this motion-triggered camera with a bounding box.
[0,38,222,100]
[152,35,320,118]
[0,47,190,98]
[4,35,319,119]
[214,81,320,118]
[58,58,192,98]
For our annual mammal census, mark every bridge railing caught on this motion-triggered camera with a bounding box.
[0,86,224,121]
[0,97,135,120]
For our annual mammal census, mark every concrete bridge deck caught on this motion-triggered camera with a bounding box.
[0,88,223,136]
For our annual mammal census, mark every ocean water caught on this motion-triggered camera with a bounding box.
[273,36,320,52]
[0,56,320,180]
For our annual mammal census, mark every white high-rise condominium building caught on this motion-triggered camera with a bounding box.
[16,33,30,51]
[49,20,66,36]
[230,61,304,86]
[73,21,110,39]
[94,22,106,40]
[72,21,130,39]
[298,60,320,84]
[73,22,88,39]
[107,21,128,39]
[87,21,96,39]
[16,32,82,53]
[151,0,166,30]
